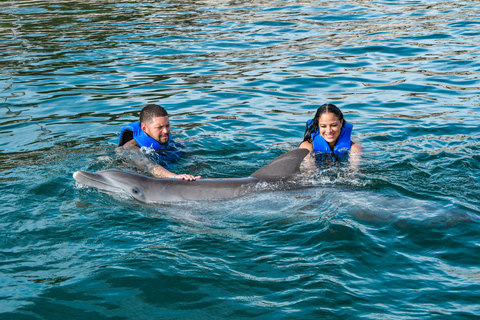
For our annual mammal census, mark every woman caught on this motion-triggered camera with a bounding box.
[299,103,362,169]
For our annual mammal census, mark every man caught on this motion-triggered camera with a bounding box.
[117,104,200,181]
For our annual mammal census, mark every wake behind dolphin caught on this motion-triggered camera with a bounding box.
[73,149,309,203]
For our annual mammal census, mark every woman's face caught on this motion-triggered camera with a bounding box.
[318,112,343,146]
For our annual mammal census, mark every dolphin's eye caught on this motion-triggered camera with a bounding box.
[132,188,139,194]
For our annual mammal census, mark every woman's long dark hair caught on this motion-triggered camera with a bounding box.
[303,103,345,142]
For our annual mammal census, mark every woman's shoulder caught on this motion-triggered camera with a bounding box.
[299,140,313,152]
[350,142,362,153]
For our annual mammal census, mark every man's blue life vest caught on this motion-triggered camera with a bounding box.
[307,119,353,155]
[118,121,171,151]
[118,121,181,168]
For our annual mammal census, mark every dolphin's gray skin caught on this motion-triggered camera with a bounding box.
[73,149,309,203]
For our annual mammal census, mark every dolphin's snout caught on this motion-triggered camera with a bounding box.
[73,170,93,183]
[73,171,81,180]
[73,170,102,187]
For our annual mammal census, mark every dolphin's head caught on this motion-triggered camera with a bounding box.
[73,169,148,202]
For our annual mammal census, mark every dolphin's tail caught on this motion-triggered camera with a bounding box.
[250,149,308,179]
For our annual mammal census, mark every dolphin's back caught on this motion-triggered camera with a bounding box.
[250,148,308,179]
[154,177,258,201]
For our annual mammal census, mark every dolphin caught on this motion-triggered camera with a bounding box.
[73,148,309,203]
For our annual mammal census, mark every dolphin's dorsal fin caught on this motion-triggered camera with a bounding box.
[250,149,309,179]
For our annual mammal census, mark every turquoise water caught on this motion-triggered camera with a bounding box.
[1,0,480,318]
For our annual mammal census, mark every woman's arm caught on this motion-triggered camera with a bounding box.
[349,143,362,171]
[299,141,316,173]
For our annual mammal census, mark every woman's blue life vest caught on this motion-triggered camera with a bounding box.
[307,119,353,155]
[118,121,182,168]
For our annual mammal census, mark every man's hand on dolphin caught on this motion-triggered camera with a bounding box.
[174,174,201,181]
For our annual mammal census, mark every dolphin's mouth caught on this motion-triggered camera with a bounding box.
[73,171,122,192]
[73,171,101,185]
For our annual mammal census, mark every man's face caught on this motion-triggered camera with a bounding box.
[141,116,170,145]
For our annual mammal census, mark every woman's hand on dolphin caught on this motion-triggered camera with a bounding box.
[174,174,201,181]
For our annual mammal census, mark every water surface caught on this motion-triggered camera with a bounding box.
[1,0,480,318]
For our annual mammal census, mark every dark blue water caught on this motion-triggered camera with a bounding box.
[1,0,480,318]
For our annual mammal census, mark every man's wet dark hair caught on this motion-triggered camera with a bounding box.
[140,104,168,124]
[303,103,345,142]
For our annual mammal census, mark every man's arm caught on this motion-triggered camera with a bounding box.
[116,140,200,181]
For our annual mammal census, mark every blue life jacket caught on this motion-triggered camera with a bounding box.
[118,121,171,151]
[307,119,353,155]
[118,121,181,168]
